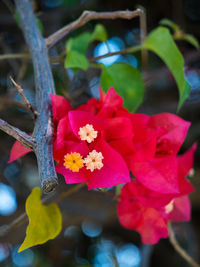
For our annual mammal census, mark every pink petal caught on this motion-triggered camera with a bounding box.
[168,196,191,222]
[8,141,32,163]
[131,156,180,194]
[137,207,168,244]
[98,87,123,118]
[56,165,86,184]
[78,98,100,114]
[50,94,72,123]
[127,180,176,209]
[131,113,150,143]
[117,194,168,244]
[68,110,105,138]
[87,139,130,189]
[103,117,133,140]
[149,113,191,155]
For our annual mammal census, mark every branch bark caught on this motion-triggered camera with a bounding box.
[0,118,35,149]
[14,0,58,193]
[46,9,143,47]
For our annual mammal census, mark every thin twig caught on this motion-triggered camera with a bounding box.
[10,76,38,119]
[46,9,144,47]
[138,5,148,71]
[0,53,30,61]
[89,45,141,62]
[0,184,85,237]
[0,118,35,149]
[168,223,200,267]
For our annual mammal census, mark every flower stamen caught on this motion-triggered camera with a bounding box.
[84,150,104,172]
[78,124,98,143]
[63,152,83,172]
[165,200,174,214]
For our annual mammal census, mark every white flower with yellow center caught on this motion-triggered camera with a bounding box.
[78,124,98,143]
[84,150,104,172]
[165,200,174,214]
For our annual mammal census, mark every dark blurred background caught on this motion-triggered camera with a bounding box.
[0,0,200,266]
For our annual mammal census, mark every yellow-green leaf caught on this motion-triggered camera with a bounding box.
[18,187,62,253]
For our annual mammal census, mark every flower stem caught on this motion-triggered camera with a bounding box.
[168,222,200,267]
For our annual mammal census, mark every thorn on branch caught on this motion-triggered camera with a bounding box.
[10,76,38,120]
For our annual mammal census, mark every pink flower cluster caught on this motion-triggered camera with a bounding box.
[9,87,196,244]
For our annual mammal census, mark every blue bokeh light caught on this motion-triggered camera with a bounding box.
[0,183,17,216]
[185,67,200,101]
[0,244,10,262]
[115,243,141,267]
[12,246,34,267]
[93,252,115,267]
[93,37,124,66]
[82,220,102,238]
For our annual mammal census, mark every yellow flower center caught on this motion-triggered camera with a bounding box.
[78,124,98,143]
[63,152,83,172]
[84,150,104,172]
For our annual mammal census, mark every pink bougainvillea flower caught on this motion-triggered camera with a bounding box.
[127,144,196,208]
[117,183,169,244]
[54,110,131,189]
[56,137,130,189]
[117,144,196,244]
[127,113,191,194]
[117,182,192,244]
[130,113,191,162]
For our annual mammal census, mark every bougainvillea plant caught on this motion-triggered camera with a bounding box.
[9,86,196,248]
[1,2,199,266]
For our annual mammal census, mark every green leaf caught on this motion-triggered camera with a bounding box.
[65,50,89,70]
[143,26,190,110]
[159,18,179,33]
[66,32,91,54]
[18,188,62,253]
[100,63,144,112]
[90,24,107,42]
[65,24,107,71]
[180,34,199,49]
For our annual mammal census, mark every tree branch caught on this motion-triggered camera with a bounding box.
[168,223,200,267]
[46,9,144,47]
[0,118,35,149]
[14,0,58,193]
